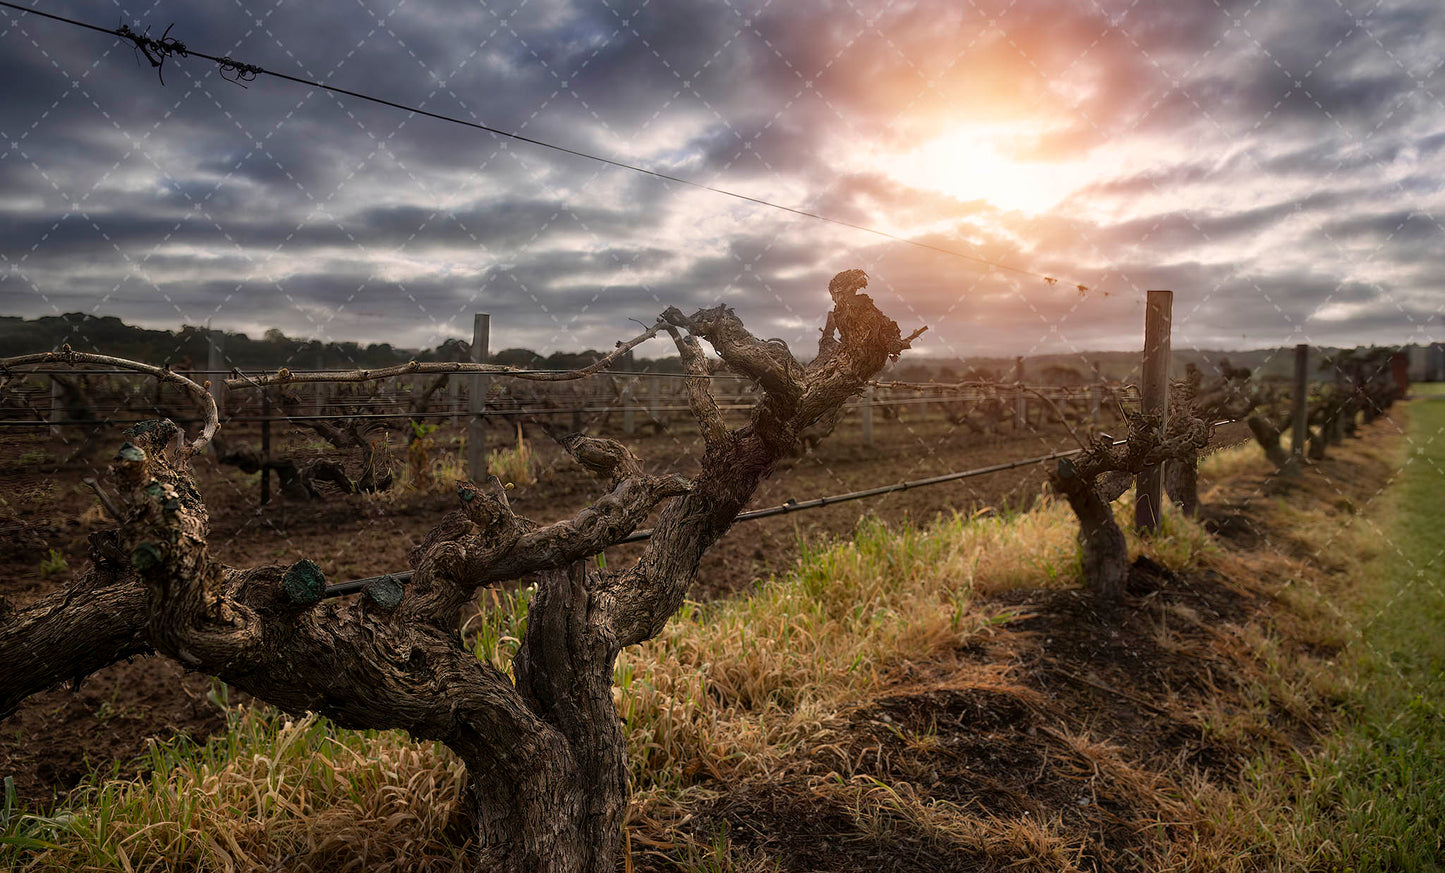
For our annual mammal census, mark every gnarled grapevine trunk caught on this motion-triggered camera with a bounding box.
[1247,415,1294,473]
[1163,454,1200,517]
[1052,457,1130,599]
[1051,402,1209,600]
[1,270,922,872]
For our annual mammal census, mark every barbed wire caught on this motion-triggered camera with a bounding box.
[0,1,1094,292]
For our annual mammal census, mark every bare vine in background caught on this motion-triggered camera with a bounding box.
[1048,399,1210,600]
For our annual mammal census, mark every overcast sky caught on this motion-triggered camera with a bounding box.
[1,0,1442,364]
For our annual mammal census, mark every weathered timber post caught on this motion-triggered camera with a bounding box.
[1135,289,1172,533]
[1090,361,1102,426]
[448,369,461,426]
[49,374,63,437]
[208,330,226,451]
[260,390,272,505]
[312,351,326,417]
[467,313,490,481]
[861,385,875,447]
[1291,343,1309,468]
[1014,356,1026,430]
[647,375,662,433]
[621,377,636,436]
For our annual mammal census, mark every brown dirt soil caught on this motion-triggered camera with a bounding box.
[627,417,1401,872]
[0,411,1251,815]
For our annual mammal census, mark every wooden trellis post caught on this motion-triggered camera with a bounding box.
[647,375,662,432]
[467,314,490,481]
[49,374,63,437]
[621,378,636,436]
[1013,356,1026,430]
[1135,290,1172,533]
[208,330,226,452]
[313,351,327,416]
[862,385,875,447]
[1291,343,1309,468]
[1090,361,1102,426]
[260,391,272,505]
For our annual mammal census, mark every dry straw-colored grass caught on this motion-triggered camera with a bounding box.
[617,493,1217,794]
[0,446,1273,872]
[4,707,469,871]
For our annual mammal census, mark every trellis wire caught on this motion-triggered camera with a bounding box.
[322,425,1243,600]
[0,1,1095,293]
[3,390,1139,428]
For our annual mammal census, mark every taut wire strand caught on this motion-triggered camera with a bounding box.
[0,0,1093,292]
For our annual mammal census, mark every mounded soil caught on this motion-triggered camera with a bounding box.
[629,417,1400,872]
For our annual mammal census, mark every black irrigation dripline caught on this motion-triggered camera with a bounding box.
[321,439,1131,598]
[0,1,1091,291]
[325,419,1245,598]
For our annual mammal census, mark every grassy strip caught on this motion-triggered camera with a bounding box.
[1302,391,1445,867]
[1218,392,1445,870]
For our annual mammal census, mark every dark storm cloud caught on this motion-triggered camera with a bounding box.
[1092,191,1354,251]
[2,0,1443,356]
[0,190,675,267]
[1322,210,1443,247]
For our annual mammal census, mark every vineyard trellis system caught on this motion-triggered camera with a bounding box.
[0,280,1421,870]
[5,288,1313,601]
[323,433,1168,600]
[0,292,1412,602]
[2,294,1391,530]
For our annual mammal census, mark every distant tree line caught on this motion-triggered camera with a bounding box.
[0,314,684,373]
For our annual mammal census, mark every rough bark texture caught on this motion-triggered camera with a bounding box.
[0,270,920,872]
[1247,415,1296,474]
[0,531,150,721]
[1050,400,1210,600]
[1163,458,1200,517]
[1161,369,1204,517]
[1052,458,1130,600]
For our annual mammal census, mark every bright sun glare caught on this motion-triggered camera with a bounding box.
[890,127,1086,216]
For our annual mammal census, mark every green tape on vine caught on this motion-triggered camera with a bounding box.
[364,574,405,610]
[282,559,326,605]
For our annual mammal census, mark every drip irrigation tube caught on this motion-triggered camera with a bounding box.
[319,439,1136,599]
[323,422,1241,599]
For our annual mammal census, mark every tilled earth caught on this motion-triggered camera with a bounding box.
[0,411,1250,813]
